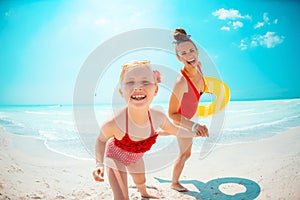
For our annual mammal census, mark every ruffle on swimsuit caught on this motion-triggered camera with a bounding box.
[106,108,158,166]
[114,132,158,153]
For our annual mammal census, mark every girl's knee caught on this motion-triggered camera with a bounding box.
[179,152,191,161]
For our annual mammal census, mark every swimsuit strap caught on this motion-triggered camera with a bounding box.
[181,64,206,96]
[181,69,201,99]
[126,108,128,134]
[125,108,155,136]
[148,110,156,136]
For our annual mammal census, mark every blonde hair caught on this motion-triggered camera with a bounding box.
[119,60,155,83]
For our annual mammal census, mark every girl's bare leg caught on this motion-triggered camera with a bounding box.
[128,159,159,199]
[171,137,193,192]
[106,158,129,200]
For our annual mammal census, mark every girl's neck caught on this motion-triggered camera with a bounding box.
[183,62,202,77]
[183,66,198,77]
[127,107,149,125]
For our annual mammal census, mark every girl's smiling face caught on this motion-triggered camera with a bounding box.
[120,65,158,108]
[176,41,199,68]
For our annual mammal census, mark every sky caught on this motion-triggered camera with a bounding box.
[0,0,299,105]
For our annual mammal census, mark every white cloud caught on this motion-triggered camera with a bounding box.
[221,26,230,31]
[213,8,284,50]
[244,14,252,20]
[239,39,248,50]
[233,21,243,29]
[251,40,258,47]
[263,13,270,24]
[254,22,264,29]
[252,32,284,48]
[213,8,249,31]
[239,32,284,50]
[254,12,278,29]
[212,8,250,20]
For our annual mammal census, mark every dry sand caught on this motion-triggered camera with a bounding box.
[1,127,299,199]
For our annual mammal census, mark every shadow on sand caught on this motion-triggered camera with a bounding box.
[154,177,261,200]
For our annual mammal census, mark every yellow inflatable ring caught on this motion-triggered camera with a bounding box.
[197,76,230,117]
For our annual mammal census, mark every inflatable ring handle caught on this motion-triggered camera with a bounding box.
[197,76,230,117]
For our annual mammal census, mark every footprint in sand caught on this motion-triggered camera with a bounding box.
[8,165,23,173]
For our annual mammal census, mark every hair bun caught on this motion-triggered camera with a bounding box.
[174,28,188,41]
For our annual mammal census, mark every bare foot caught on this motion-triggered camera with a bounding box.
[136,184,160,199]
[141,193,160,199]
[171,183,188,192]
[129,185,158,190]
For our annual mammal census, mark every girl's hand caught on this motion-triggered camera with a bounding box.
[92,166,105,182]
[194,124,209,137]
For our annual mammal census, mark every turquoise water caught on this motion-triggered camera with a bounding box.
[0,99,300,160]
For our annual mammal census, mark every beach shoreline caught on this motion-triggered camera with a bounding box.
[1,127,300,199]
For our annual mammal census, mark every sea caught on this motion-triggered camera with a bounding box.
[0,98,300,161]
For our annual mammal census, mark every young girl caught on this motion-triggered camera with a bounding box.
[168,28,209,192]
[92,60,204,199]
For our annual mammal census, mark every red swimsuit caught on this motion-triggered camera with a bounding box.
[178,67,206,119]
[106,109,158,166]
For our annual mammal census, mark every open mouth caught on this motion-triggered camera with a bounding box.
[187,59,196,65]
[131,94,147,101]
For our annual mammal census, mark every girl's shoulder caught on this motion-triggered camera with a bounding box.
[149,108,168,127]
[101,108,126,135]
[149,108,165,117]
[173,73,188,93]
[175,71,186,84]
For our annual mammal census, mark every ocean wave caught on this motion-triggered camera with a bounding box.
[0,118,40,136]
[44,138,92,160]
[25,111,50,115]
[0,118,26,129]
[38,130,60,140]
[240,110,276,117]
[0,112,7,118]
[52,120,75,126]
[39,130,79,141]
[25,110,72,116]
[226,109,253,114]
[0,118,14,126]
[223,115,300,133]
[45,105,63,108]
[1,99,299,160]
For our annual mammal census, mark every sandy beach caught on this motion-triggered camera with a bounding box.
[0,127,299,200]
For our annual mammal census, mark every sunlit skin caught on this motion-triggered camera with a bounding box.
[176,41,199,69]
[92,63,206,199]
[170,40,208,136]
[169,40,209,192]
[120,66,158,111]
